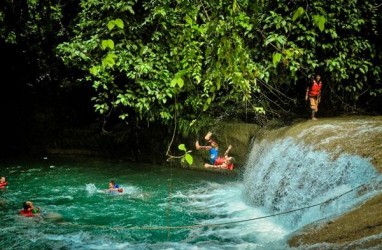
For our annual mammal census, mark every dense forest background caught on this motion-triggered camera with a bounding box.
[1,0,381,160]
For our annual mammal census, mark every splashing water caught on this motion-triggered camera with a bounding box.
[85,183,97,194]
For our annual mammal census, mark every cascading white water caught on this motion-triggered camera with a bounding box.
[243,136,381,232]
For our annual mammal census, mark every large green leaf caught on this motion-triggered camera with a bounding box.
[178,144,186,152]
[292,7,305,22]
[101,39,114,50]
[272,52,282,66]
[313,15,326,32]
[114,18,124,29]
[184,153,193,165]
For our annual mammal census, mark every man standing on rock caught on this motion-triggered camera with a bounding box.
[305,74,323,120]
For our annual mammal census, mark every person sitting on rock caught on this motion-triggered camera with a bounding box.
[204,145,235,171]
[195,131,219,164]
[196,132,235,170]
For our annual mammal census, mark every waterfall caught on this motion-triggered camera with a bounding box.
[243,121,382,231]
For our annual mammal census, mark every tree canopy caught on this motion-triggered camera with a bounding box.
[2,0,382,135]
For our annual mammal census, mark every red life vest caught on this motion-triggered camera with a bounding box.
[214,157,234,171]
[214,157,225,165]
[0,182,7,189]
[20,210,35,217]
[308,80,322,97]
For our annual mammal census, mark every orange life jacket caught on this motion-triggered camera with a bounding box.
[308,80,322,97]
[20,210,35,217]
[214,157,234,171]
[0,182,7,188]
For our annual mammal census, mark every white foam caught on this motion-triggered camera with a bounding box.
[85,183,97,194]
[179,182,289,246]
[244,138,380,230]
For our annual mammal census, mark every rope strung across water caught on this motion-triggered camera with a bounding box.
[60,183,371,231]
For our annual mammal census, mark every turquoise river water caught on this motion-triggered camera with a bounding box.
[1,157,269,249]
[1,134,381,250]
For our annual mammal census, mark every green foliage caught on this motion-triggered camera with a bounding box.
[107,18,124,30]
[57,0,262,132]
[1,0,380,165]
[101,40,114,50]
[256,0,381,111]
[272,53,282,66]
[292,7,305,22]
[55,0,382,127]
[313,15,326,32]
[178,144,193,165]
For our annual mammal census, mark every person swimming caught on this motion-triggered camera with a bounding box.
[0,176,8,189]
[108,180,123,193]
[19,200,63,221]
[20,201,41,217]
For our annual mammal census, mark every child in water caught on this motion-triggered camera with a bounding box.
[19,201,63,221]
[108,180,123,193]
[20,201,41,217]
[0,176,8,189]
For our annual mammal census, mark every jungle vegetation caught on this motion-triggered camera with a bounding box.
[1,0,382,136]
